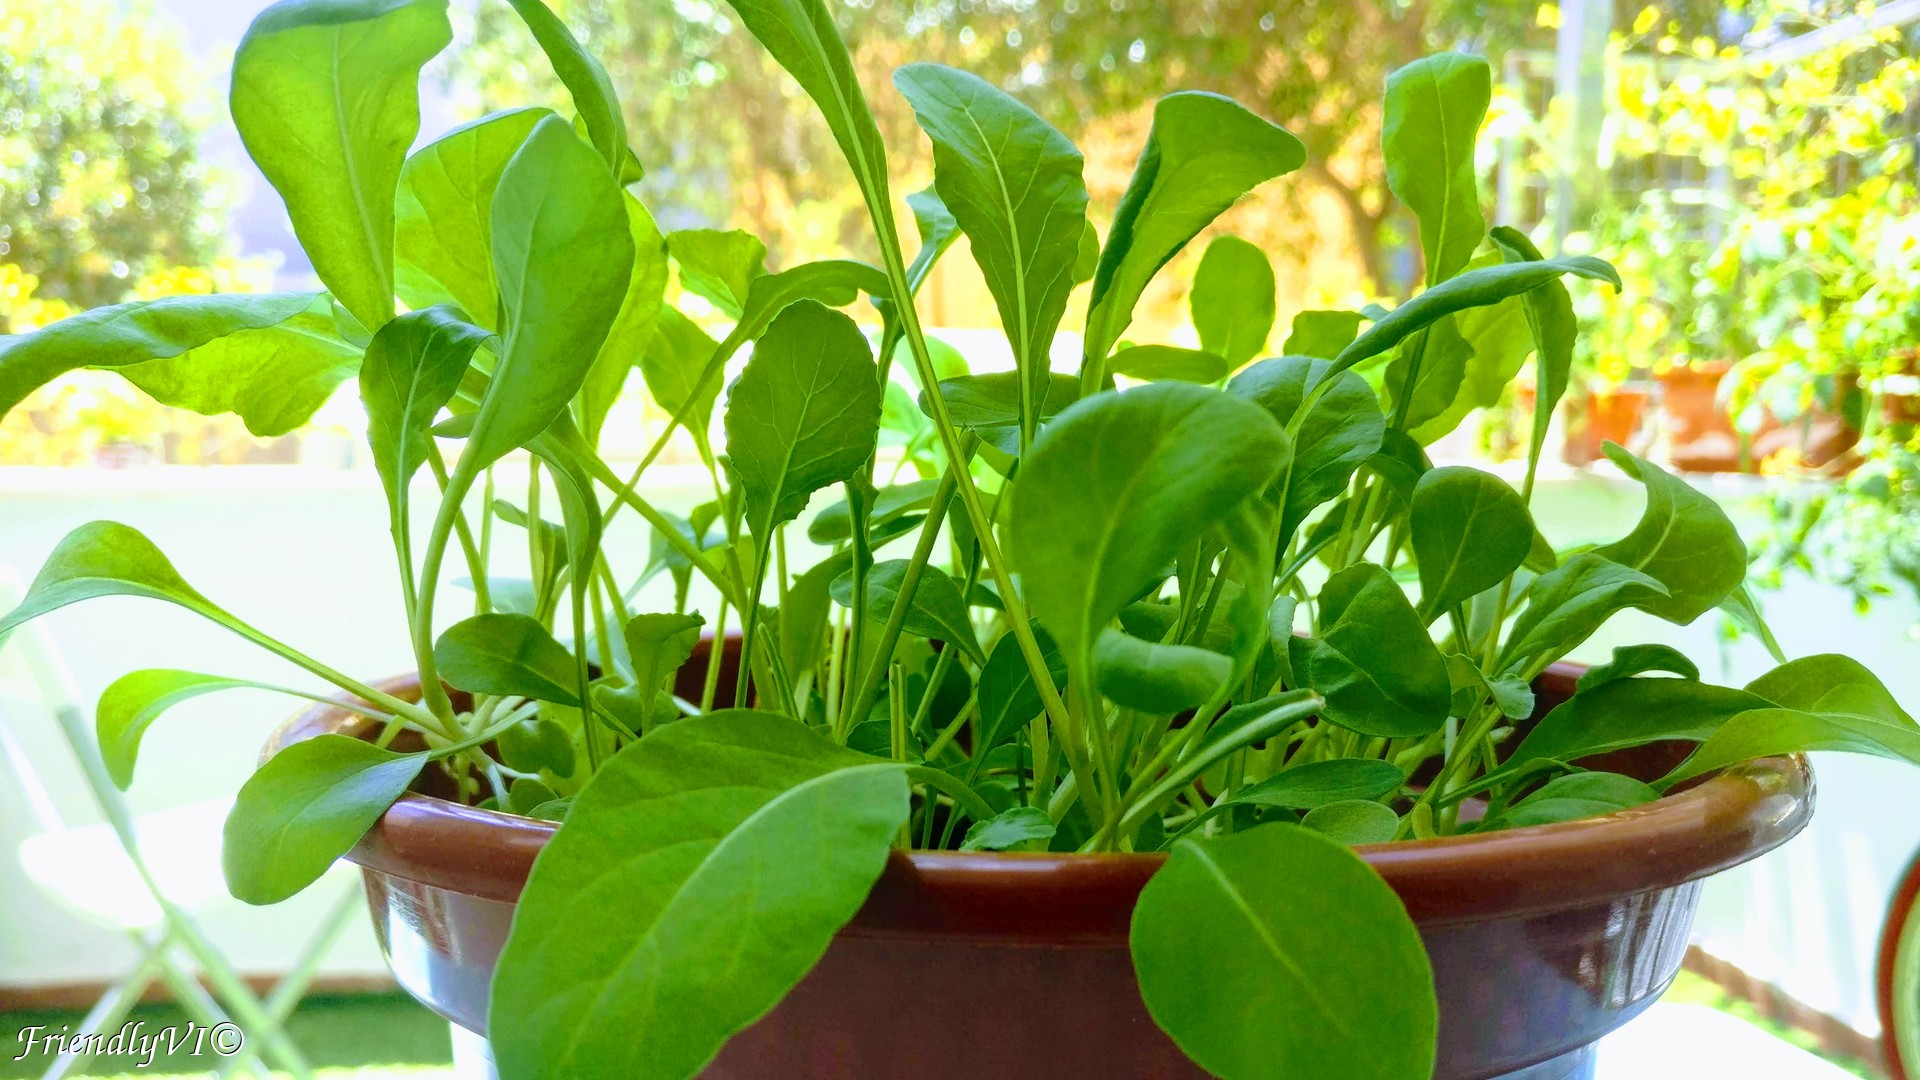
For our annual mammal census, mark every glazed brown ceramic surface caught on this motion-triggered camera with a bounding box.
[267,659,1814,1080]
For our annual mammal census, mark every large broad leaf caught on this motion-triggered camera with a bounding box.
[1592,445,1747,623]
[1191,236,1276,367]
[462,114,634,472]
[97,670,261,790]
[231,0,451,329]
[1007,383,1288,668]
[976,625,1067,752]
[722,299,882,536]
[576,194,670,447]
[1085,92,1305,366]
[1107,345,1230,384]
[1498,553,1669,669]
[224,734,426,905]
[894,62,1087,445]
[830,560,982,663]
[1748,654,1914,723]
[0,292,323,423]
[113,300,365,437]
[1383,53,1491,286]
[394,107,549,326]
[1131,824,1436,1080]
[1490,227,1578,470]
[434,613,581,705]
[1227,355,1382,542]
[1289,563,1450,737]
[1409,466,1532,620]
[489,711,909,1080]
[502,0,627,173]
[1332,256,1620,375]
[360,305,489,519]
[668,229,767,319]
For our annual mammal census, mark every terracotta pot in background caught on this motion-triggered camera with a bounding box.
[1564,383,1653,467]
[1657,362,1859,474]
[266,658,1814,1080]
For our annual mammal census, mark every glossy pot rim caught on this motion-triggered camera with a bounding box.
[270,665,1812,940]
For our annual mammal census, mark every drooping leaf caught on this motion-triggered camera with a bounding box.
[434,613,581,706]
[0,292,324,424]
[577,194,670,446]
[1664,707,1920,788]
[1489,226,1579,470]
[1384,53,1491,286]
[976,625,1067,753]
[1228,355,1382,541]
[1576,644,1700,691]
[1085,92,1304,367]
[114,300,366,437]
[231,0,451,329]
[1592,445,1748,624]
[961,806,1057,852]
[624,613,706,700]
[1107,345,1231,384]
[489,711,909,1080]
[1483,772,1658,831]
[360,305,489,517]
[1282,310,1364,359]
[1498,553,1670,669]
[1131,825,1435,1080]
[1503,677,1776,775]
[224,734,426,905]
[502,0,628,173]
[830,559,981,662]
[1300,800,1401,846]
[97,670,262,790]
[1409,466,1533,620]
[1093,629,1233,713]
[394,107,549,326]
[1007,383,1288,668]
[1289,563,1450,737]
[1234,759,1408,810]
[1446,652,1535,720]
[462,114,634,472]
[722,299,882,535]
[1332,256,1621,375]
[669,229,767,319]
[1747,654,1914,723]
[894,62,1088,442]
[1191,236,1276,367]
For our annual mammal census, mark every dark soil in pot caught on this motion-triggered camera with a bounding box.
[267,650,1813,1080]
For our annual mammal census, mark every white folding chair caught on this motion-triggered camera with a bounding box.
[0,572,361,1079]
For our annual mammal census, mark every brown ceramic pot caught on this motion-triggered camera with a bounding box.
[267,657,1813,1080]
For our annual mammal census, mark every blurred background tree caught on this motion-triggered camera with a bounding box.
[0,1,238,327]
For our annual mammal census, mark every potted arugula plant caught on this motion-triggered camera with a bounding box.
[4,3,1918,1079]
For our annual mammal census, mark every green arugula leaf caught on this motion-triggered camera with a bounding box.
[461,114,634,472]
[434,613,581,705]
[1503,677,1775,775]
[1576,644,1700,691]
[641,307,723,450]
[1131,825,1435,1080]
[961,806,1056,851]
[1107,345,1231,384]
[1235,759,1408,810]
[501,0,628,173]
[97,670,259,790]
[1384,53,1491,286]
[921,371,1079,454]
[224,734,426,905]
[1499,553,1670,669]
[894,62,1088,448]
[830,559,981,662]
[577,194,670,447]
[1301,800,1401,846]
[1085,92,1305,371]
[722,299,882,536]
[1191,236,1276,367]
[1290,564,1451,737]
[902,186,960,292]
[394,107,549,326]
[489,711,909,1080]
[1593,444,1747,623]
[1282,310,1364,359]
[1093,629,1233,713]
[1489,226,1580,472]
[976,625,1068,753]
[1410,466,1532,620]
[1228,355,1382,541]
[231,0,451,329]
[669,229,767,319]
[1483,772,1658,831]
[1748,654,1913,722]
[1007,383,1288,672]
[360,305,489,524]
